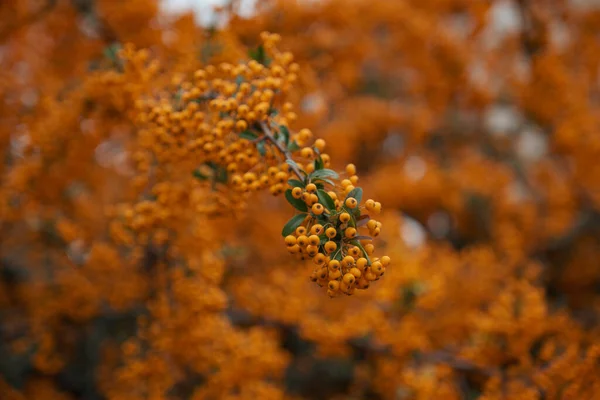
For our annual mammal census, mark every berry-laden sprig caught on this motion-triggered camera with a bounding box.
[130,31,389,296]
[278,159,389,298]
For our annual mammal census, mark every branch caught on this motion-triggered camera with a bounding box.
[259,120,304,180]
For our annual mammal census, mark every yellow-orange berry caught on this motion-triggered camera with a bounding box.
[350,267,362,278]
[381,256,391,267]
[310,224,324,235]
[328,280,340,291]
[345,197,358,209]
[342,255,355,267]
[325,227,337,239]
[324,241,337,253]
[329,269,342,280]
[339,213,351,223]
[345,227,357,239]
[284,235,297,246]
[306,245,319,257]
[313,253,326,265]
[306,183,317,193]
[314,139,326,152]
[296,226,307,236]
[292,187,303,198]
[308,235,320,246]
[328,260,341,270]
[297,235,308,247]
[356,258,368,270]
[343,273,356,285]
[312,203,324,215]
[346,163,356,175]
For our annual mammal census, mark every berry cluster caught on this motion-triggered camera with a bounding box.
[130,32,389,296]
[281,160,388,297]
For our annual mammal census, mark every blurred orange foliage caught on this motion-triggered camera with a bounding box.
[1,0,600,399]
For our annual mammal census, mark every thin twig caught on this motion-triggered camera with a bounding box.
[259,120,304,180]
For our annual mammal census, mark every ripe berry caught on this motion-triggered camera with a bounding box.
[311,203,324,215]
[308,235,320,246]
[328,260,341,271]
[310,224,324,235]
[306,183,317,193]
[342,273,356,285]
[284,235,297,246]
[296,226,307,236]
[345,197,357,209]
[324,241,337,253]
[339,213,351,223]
[325,227,337,239]
[292,187,303,199]
[345,227,357,239]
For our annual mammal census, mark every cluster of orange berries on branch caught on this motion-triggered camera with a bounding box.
[282,161,388,297]
[125,31,389,295]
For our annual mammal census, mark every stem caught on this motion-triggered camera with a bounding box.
[259,120,304,180]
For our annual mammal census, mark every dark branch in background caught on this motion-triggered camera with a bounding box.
[0,0,57,43]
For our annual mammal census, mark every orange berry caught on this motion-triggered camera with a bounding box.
[345,197,358,209]
[312,203,324,215]
[284,235,297,246]
[292,187,303,198]
[310,224,324,235]
[345,227,357,239]
[324,241,337,253]
[339,213,351,223]
[325,227,337,239]
[308,235,320,246]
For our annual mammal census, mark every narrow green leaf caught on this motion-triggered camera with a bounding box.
[286,159,306,176]
[282,213,307,237]
[310,168,339,181]
[279,125,290,146]
[314,155,324,171]
[346,187,363,204]
[287,179,305,188]
[316,189,336,212]
[256,141,266,156]
[288,141,301,152]
[239,130,258,140]
[313,178,335,187]
[351,240,371,264]
[192,169,209,180]
[285,189,308,212]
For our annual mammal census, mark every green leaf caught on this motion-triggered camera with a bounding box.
[287,179,305,188]
[288,141,301,152]
[319,235,329,245]
[286,159,306,176]
[239,130,258,140]
[332,248,343,261]
[282,213,307,237]
[279,125,290,146]
[257,141,266,156]
[351,240,371,264]
[314,155,324,171]
[346,187,363,204]
[316,189,336,212]
[310,168,339,181]
[285,189,308,212]
[192,169,209,180]
[248,45,271,66]
[313,178,335,187]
